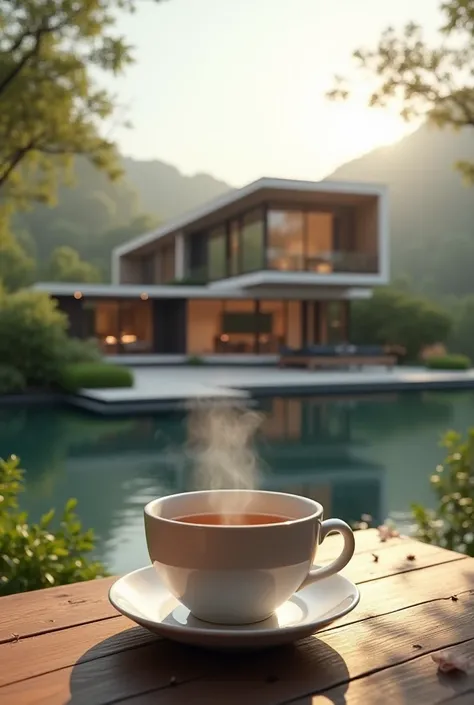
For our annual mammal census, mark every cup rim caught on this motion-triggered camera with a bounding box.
[144,489,323,528]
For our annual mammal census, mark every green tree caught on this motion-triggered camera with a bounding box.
[0,0,165,207]
[328,0,474,180]
[46,245,101,283]
[351,287,452,360]
[0,230,36,291]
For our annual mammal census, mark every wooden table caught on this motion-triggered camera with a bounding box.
[1,529,474,705]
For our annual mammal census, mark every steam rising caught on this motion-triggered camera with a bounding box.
[187,402,264,520]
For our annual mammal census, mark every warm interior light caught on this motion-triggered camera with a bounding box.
[316,262,332,274]
[220,334,229,342]
[140,293,149,300]
[105,335,117,345]
[73,291,83,299]
[121,334,137,344]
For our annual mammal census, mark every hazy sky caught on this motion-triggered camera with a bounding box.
[111,0,442,185]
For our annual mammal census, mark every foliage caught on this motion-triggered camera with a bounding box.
[328,0,474,181]
[59,363,134,392]
[351,287,452,361]
[425,354,471,370]
[411,429,474,556]
[0,0,165,208]
[0,455,107,595]
[0,365,26,394]
[187,355,206,366]
[0,289,69,386]
[0,210,36,291]
[46,246,101,283]
[58,337,103,366]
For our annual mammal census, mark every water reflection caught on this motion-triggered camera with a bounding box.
[0,391,469,574]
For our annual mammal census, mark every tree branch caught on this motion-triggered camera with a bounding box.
[0,138,39,188]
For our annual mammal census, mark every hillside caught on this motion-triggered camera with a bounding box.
[122,157,231,220]
[12,157,233,280]
[327,124,474,296]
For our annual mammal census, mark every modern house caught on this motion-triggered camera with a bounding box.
[34,177,389,359]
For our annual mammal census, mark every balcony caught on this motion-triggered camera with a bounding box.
[267,249,378,275]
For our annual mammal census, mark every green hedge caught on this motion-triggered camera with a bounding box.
[0,365,26,395]
[59,363,134,392]
[426,354,471,370]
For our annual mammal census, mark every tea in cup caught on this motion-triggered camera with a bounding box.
[144,489,355,625]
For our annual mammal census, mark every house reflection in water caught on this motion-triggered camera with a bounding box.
[257,395,389,525]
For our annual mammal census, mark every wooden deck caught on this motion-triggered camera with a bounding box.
[1,529,473,704]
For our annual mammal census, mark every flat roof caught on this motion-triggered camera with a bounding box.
[113,177,387,258]
[33,282,373,301]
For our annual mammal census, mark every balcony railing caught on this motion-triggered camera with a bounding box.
[267,250,379,275]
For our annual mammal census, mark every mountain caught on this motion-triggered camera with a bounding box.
[12,157,233,280]
[327,124,474,296]
[122,158,232,221]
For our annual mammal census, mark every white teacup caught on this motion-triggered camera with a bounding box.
[144,489,355,625]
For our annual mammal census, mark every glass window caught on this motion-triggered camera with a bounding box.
[241,210,264,273]
[208,226,227,280]
[90,299,152,354]
[218,300,256,353]
[326,301,346,344]
[160,243,175,282]
[229,220,240,276]
[306,212,334,273]
[267,210,304,271]
[259,300,286,353]
[187,300,223,354]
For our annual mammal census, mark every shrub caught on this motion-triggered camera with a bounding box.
[0,365,26,394]
[412,430,474,557]
[58,337,102,365]
[0,455,107,595]
[425,354,471,370]
[0,290,68,386]
[187,355,205,366]
[59,362,134,392]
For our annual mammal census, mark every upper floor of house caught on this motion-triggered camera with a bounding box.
[112,177,389,291]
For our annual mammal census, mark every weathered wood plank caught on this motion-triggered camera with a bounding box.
[1,560,473,705]
[0,577,116,644]
[0,530,424,644]
[126,590,474,705]
[305,641,474,705]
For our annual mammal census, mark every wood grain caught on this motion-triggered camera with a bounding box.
[0,577,116,644]
[306,640,474,704]
[1,559,473,705]
[117,590,474,705]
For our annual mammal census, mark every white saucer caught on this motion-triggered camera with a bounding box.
[109,566,360,650]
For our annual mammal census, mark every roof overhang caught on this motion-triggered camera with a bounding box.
[33,282,373,301]
[112,177,387,260]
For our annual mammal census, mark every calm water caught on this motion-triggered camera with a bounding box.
[1,391,473,575]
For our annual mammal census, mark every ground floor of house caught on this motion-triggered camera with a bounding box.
[54,294,352,356]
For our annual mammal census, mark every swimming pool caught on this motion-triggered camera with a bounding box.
[1,390,471,574]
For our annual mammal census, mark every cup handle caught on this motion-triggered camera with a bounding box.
[298,518,355,591]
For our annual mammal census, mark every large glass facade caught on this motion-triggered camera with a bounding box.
[84,299,153,354]
[267,210,304,270]
[187,299,302,354]
[208,226,227,280]
[241,209,264,273]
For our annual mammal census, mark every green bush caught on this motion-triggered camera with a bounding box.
[425,354,471,370]
[59,337,102,365]
[0,365,26,394]
[187,355,205,366]
[59,362,134,392]
[0,290,68,386]
[0,455,107,595]
[412,430,474,556]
